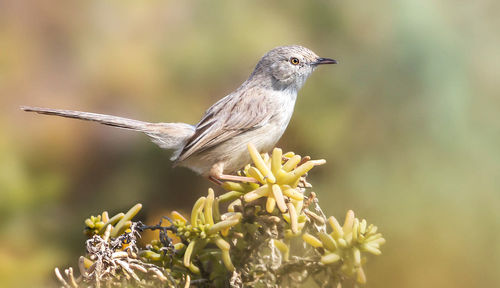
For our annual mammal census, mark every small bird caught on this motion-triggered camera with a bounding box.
[22,45,337,183]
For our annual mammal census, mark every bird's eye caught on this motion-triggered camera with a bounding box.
[290,57,300,65]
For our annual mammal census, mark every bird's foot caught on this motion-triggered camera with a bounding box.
[208,162,259,184]
[209,174,258,184]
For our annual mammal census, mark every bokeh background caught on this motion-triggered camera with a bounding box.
[1,0,499,287]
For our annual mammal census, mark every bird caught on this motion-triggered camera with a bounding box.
[21,45,337,183]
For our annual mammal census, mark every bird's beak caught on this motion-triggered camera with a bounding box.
[314,57,338,65]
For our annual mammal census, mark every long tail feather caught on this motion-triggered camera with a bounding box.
[21,106,148,131]
[21,106,196,156]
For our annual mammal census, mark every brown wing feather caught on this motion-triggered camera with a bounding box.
[176,89,271,162]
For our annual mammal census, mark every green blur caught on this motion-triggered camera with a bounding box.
[1,0,499,287]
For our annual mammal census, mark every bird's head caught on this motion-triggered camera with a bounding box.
[252,45,337,91]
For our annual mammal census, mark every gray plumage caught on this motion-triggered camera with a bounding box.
[22,45,336,179]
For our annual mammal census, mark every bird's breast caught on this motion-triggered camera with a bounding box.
[269,89,297,127]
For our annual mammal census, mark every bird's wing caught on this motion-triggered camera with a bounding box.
[175,89,273,162]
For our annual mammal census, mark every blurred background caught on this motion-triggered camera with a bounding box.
[1,0,499,287]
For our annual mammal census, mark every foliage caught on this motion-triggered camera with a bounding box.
[55,145,384,287]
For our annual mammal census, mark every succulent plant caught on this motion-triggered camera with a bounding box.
[55,144,385,287]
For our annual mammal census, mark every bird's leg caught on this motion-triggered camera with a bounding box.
[208,176,223,186]
[216,174,258,183]
[209,162,258,183]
